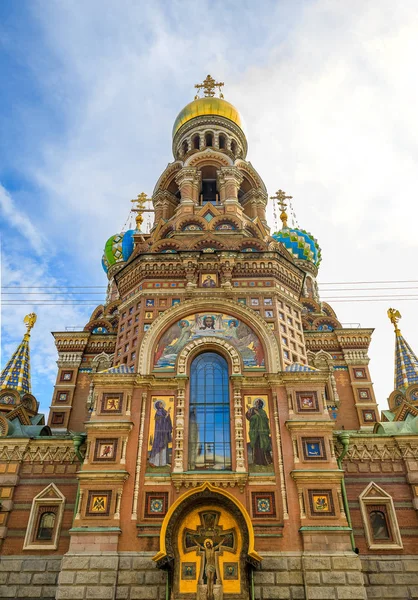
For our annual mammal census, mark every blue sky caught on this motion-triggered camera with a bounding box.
[1,0,418,417]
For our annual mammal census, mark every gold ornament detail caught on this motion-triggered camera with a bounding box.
[388,308,402,336]
[24,313,37,336]
[131,192,150,230]
[270,189,292,229]
[195,74,224,99]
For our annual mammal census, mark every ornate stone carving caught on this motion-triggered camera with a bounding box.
[177,337,242,376]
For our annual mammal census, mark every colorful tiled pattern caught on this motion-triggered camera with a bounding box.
[145,492,169,518]
[251,492,276,518]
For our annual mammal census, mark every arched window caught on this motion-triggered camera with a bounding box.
[36,511,56,540]
[370,510,390,540]
[205,133,213,147]
[188,352,231,471]
[219,134,226,149]
[182,140,189,155]
[231,140,237,155]
[193,135,200,150]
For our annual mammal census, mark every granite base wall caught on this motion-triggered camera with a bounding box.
[361,556,418,599]
[254,553,366,600]
[1,552,418,600]
[0,556,62,599]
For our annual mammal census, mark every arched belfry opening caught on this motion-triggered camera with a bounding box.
[154,483,261,600]
[200,165,219,205]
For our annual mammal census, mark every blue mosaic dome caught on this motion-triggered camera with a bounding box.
[102,229,136,273]
[272,227,321,267]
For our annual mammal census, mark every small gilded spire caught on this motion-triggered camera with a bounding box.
[0,313,37,393]
[388,308,418,391]
[270,189,293,229]
[131,192,150,231]
[194,75,224,99]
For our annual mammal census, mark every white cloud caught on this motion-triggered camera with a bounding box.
[0,184,46,256]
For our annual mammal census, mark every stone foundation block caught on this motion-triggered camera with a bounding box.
[56,586,85,599]
[336,587,367,599]
[85,585,115,599]
[75,570,100,584]
[262,587,291,599]
[291,586,305,599]
[22,559,47,572]
[321,571,346,585]
[0,585,17,598]
[61,555,90,570]
[8,572,32,585]
[130,586,159,599]
[308,589,336,599]
[304,556,332,570]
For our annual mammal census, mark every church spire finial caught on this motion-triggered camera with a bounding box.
[270,189,292,229]
[131,192,150,231]
[1,313,37,393]
[388,308,418,391]
[194,75,224,100]
[388,307,402,336]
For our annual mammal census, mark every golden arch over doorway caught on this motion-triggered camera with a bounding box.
[153,482,261,564]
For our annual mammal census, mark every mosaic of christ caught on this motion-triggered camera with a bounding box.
[154,313,265,370]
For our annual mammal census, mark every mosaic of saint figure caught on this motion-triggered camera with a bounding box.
[202,274,216,288]
[149,400,172,467]
[154,313,265,370]
[246,398,273,466]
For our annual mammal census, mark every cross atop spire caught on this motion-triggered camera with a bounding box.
[195,75,224,99]
[1,313,37,393]
[270,189,293,229]
[388,308,418,391]
[131,192,150,230]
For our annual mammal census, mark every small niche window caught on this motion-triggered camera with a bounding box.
[219,134,226,149]
[231,140,237,155]
[193,135,200,150]
[36,510,56,540]
[359,482,402,549]
[205,133,213,147]
[182,140,189,154]
[23,483,65,550]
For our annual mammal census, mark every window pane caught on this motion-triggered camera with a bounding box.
[189,352,231,470]
[370,510,390,540]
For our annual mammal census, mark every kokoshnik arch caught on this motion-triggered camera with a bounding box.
[1,75,418,600]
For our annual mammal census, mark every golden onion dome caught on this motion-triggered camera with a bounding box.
[172,97,243,138]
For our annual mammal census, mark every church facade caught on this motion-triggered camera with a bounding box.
[1,76,418,600]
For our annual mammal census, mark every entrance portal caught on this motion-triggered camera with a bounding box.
[154,483,261,600]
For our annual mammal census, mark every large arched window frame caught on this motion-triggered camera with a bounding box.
[188,351,232,471]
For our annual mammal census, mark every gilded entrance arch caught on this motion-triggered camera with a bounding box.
[154,483,261,599]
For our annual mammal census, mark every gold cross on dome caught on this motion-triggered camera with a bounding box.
[131,192,150,229]
[195,75,224,99]
[270,189,293,228]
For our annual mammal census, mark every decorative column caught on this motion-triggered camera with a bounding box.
[218,167,243,213]
[131,391,147,520]
[273,392,289,519]
[175,167,201,208]
[173,382,185,473]
[232,382,246,473]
